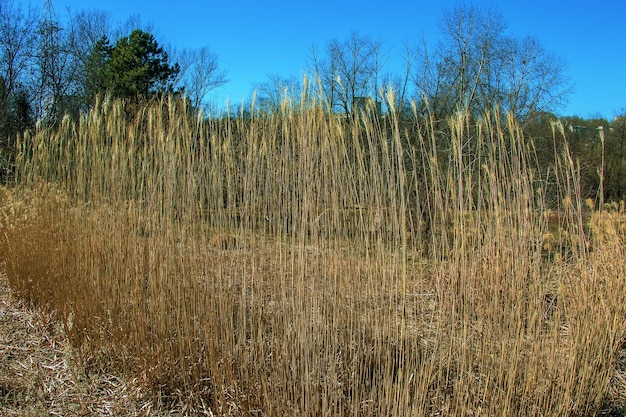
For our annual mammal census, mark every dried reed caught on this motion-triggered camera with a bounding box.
[1,90,624,416]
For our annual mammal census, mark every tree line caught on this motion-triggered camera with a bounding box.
[0,2,576,128]
[257,5,573,123]
[0,0,227,133]
[0,1,624,201]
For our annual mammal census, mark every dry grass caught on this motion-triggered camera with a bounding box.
[0,269,205,416]
[0,91,625,416]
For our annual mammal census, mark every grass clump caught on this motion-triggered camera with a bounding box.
[0,91,624,416]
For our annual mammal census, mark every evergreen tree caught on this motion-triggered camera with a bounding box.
[85,29,180,101]
[84,36,112,102]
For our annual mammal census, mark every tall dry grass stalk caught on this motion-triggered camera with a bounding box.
[0,89,624,416]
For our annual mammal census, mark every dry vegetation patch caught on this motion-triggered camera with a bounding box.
[0,270,190,416]
[1,96,626,415]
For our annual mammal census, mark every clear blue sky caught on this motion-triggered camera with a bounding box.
[54,0,625,119]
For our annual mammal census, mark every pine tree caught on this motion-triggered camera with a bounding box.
[85,29,179,102]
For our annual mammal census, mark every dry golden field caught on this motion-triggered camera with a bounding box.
[1,92,625,416]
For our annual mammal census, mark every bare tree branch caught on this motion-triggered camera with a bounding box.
[176,46,228,111]
[412,5,572,120]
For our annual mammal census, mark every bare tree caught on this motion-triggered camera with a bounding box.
[308,42,338,111]
[308,31,384,119]
[413,5,572,121]
[67,9,112,66]
[0,0,38,100]
[0,0,38,143]
[380,43,418,117]
[254,73,302,115]
[113,14,156,42]
[176,46,228,111]
[65,9,112,109]
[503,36,572,119]
[414,6,507,118]
[35,0,83,122]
